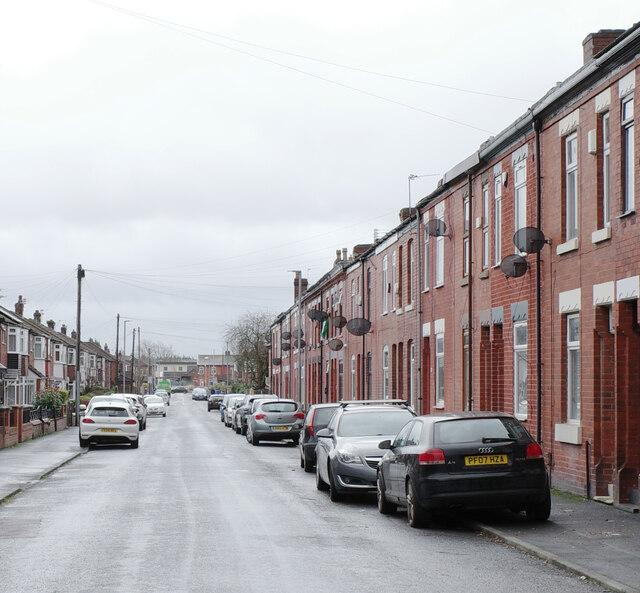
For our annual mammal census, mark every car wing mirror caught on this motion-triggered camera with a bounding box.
[378,439,392,450]
[316,428,331,438]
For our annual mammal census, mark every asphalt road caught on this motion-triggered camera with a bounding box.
[0,394,608,593]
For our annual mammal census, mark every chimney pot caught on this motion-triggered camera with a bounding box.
[61,324,67,335]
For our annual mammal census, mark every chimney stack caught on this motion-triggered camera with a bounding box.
[293,271,306,301]
[61,324,67,335]
[15,295,24,317]
[342,248,348,261]
[353,244,373,259]
[71,330,77,340]
[582,29,624,64]
[47,320,55,330]
[33,310,42,324]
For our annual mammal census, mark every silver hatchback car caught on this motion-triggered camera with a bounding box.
[245,399,304,446]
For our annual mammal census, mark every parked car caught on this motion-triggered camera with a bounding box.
[219,393,245,422]
[207,394,224,412]
[155,389,171,406]
[144,395,167,417]
[376,411,551,527]
[245,399,304,446]
[224,395,245,427]
[172,386,187,394]
[315,400,416,502]
[81,394,131,417]
[124,394,148,430]
[79,401,140,448]
[192,387,208,401]
[233,394,277,435]
[299,403,340,472]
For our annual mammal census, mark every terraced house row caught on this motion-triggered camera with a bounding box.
[0,296,118,447]
[270,25,640,506]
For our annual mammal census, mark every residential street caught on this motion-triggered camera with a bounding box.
[0,394,624,593]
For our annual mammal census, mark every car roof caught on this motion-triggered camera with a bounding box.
[88,401,131,409]
[420,411,517,423]
[309,402,340,409]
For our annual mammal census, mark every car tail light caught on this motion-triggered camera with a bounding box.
[124,419,138,425]
[307,409,316,435]
[82,418,95,424]
[418,449,446,465]
[293,413,305,419]
[254,413,266,420]
[526,442,544,459]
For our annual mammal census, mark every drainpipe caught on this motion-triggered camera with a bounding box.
[416,210,423,414]
[468,174,474,411]
[534,117,543,443]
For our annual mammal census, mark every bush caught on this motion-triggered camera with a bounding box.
[33,390,67,410]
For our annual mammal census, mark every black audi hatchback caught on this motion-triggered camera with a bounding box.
[376,412,551,528]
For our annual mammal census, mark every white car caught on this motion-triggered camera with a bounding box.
[154,389,170,406]
[144,395,167,417]
[79,401,140,448]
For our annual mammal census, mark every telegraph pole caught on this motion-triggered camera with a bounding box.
[131,328,136,394]
[115,314,120,390]
[75,264,85,427]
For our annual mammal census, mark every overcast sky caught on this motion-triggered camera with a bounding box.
[1,1,637,357]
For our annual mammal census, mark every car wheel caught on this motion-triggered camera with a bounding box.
[406,479,430,528]
[163,412,167,417]
[131,437,139,449]
[246,428,253,444]
[252,436,260,446]
[525,490,551,522]
[377,472,395,515]
[304,453,314,473]
[300,454,305,468]
[79,437,89,447]
[241,425,247,436]
[315,463,329,491]
[235,422,242,435]
[328,465,342,502]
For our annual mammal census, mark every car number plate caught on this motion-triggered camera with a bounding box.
[465,454,507,466]
[100,428,118,433]
[272,426,290,431]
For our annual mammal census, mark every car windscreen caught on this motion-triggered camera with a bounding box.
[313,407,338,426]
[260,402,297,413]
[435,417,530,445]
[145,397,163,403]
[337,410,414,437]
[91,407,129,417]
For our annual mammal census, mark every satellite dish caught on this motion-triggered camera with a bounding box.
[346,318,371,336]
[293,329,304,339]
[308,309,329,322]
[281,342,291,351]
[327,338,344,351]
[513,227,548,254]
[281,331,291,340]
[426,219,448,237]
[271,358,281,366]
[294,339,306,348]
[500,254,529,278]
[332,315,347,328]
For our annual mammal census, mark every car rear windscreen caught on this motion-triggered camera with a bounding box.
[338,410,414,437]
[435,417,529,445]
[92,407,129,417]
[314,407,338,425]
[261,402,297,413]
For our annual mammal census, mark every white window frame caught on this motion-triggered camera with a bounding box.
[513,321,528,419]
[423,226,430,291]
[408,239,415,305]
[54,343,62,362]
[409,341,416,410]
[351,354,356,400]
[602,112,611,227]
[382,346,389,399]
[382,255,389,314]
[567,314,581,422]
[34,336,45,359]
[435,334,444,407]
[463,237,470,277]
[482,184,490,269]
[494,175,502,265]
[622,97,635,213]
[565,133,578,241]
[391,251,397,311]
[514,160,527,250]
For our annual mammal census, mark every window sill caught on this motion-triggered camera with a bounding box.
[459,276,469,287]
[395,308,404,316]
[554,422,582,445]
[556,238,579,255]
[617,209,635,219]
[405,303,414,312]
[478,269,489,279]
[515,413,527,422]
[434,402,445,409]
[592,226,611,244]
[434,283,444,289]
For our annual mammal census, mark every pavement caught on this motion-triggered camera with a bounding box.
[1,429,639,593]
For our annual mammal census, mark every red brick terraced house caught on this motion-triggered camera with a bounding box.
[270,24,640,506]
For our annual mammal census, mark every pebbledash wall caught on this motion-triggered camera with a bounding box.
[270,25,640,505]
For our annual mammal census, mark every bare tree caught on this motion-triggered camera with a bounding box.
[140,339,177,361]
[225,311,272,390]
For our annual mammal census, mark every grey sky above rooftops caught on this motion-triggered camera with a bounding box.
[0,1,637,356]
